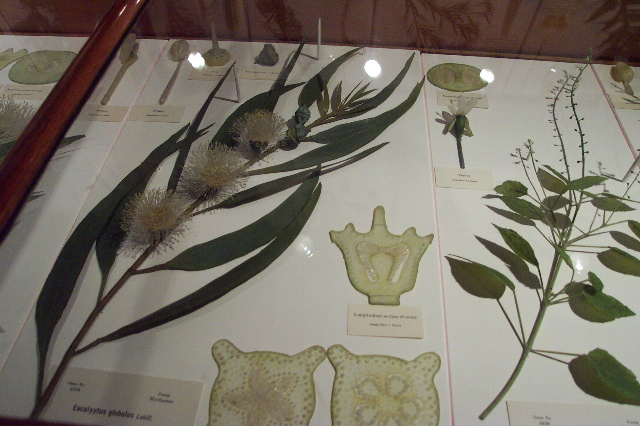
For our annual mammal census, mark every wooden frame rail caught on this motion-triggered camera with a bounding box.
[0,0,151,244]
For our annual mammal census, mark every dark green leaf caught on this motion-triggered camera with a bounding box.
[592,195,635,212]
[565,283,635,323]
[566,175,607,190]
[537,168,566,194]
[499,196,545,220]
[494,224,539,266]
[167,63,235,191]
[35,123,190,387]
[330,82,342,111]
[251,78,425,175]
[476,237,540,289]
[265,42,305,111]
[629,220,640,239]
[554,244,574,269]
[164,176,318,271]
[542,195,571,211]
[569,349,640,405]
[598,248,640,276]
[445,256,512,299]
[58,134,85,149]
[91,182,322,345]
[542,165,569,182]
[298,47,360,108]
[486,205,535,226]
[494,180,528,197]
[588,271,604,291]
[610,231,640,252]
[545,211,572,229]
[343,54,415,118]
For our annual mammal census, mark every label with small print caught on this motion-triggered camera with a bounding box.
[348,304,424,339]
[610,93,640,110]
[434,167,494,190]
[128,105,186,123]
[189,65,233,81]
[437,91,489,109]
[507,400,640,426]
[79,105,129,122]
[44,367,202,425]
[240,65,282,81]
[0,84,50,101]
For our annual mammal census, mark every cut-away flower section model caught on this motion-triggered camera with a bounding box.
[30,43,424,418]
[446,63,640,420]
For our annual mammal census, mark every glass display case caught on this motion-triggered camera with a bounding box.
[1,1,640,425]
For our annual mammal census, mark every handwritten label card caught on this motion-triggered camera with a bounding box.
[507,400,640,426]
[129,105,186,123]
[44,367,203,425]
[348,304,424,339]
[434,167,494,190]
[240,65,282,81]
[79,105,129,122]
[437,91,489,109]
[0,84,50,101]
[189,65,233,81]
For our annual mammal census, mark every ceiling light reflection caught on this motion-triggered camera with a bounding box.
[296,235,315,258]
[188,52,205,69]
[364,60,381,78]
[480,68,495,83]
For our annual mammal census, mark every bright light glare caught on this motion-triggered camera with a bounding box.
[480,68,495,83]
[575,259,584,272]
[364,60,381,78]
[550,68,557,72]
[188,52,205,69]
[295,235,314,258]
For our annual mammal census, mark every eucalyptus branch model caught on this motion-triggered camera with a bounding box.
[30,46,424,419]
[446,63,640,420]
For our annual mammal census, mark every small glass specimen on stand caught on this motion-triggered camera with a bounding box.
[159,40,190,105]
[203,22,231,67]
[207,339,326,426]
[8,50,76,84]
[330,206,434,305]
[327,344,441,426]
[610,61,635,96]
[101,33,139,105]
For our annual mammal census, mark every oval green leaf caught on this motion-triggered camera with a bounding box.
[494,180,528,197]
[588,271,604,291]
[499,196,545,221]
[569,349,640,405]
[592,195,635,212]
[542,195,571,211]
[610,231,640,252]
[566,175,607,191]
[445,256,511,299]
[565,283,635,323]
[537,168,566,194]
[494,225,539,266]
[598,248,640,276]
[628,220,640,239]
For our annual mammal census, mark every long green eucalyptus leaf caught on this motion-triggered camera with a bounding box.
[251,78,424,175]
[298,47,360,108]
[264,42,305,111]
[343,53,415,118]
[219,143,387,209]
[164,175,318,271]
[167,63,235,191]
[35,124,190,390]
[88,182,322,346]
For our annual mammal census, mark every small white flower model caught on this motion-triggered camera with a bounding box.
[0,97,36,160]
[440,95,477,169]
[229,109,286,155]
[178,143,247,205]
[121,188,191,256]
